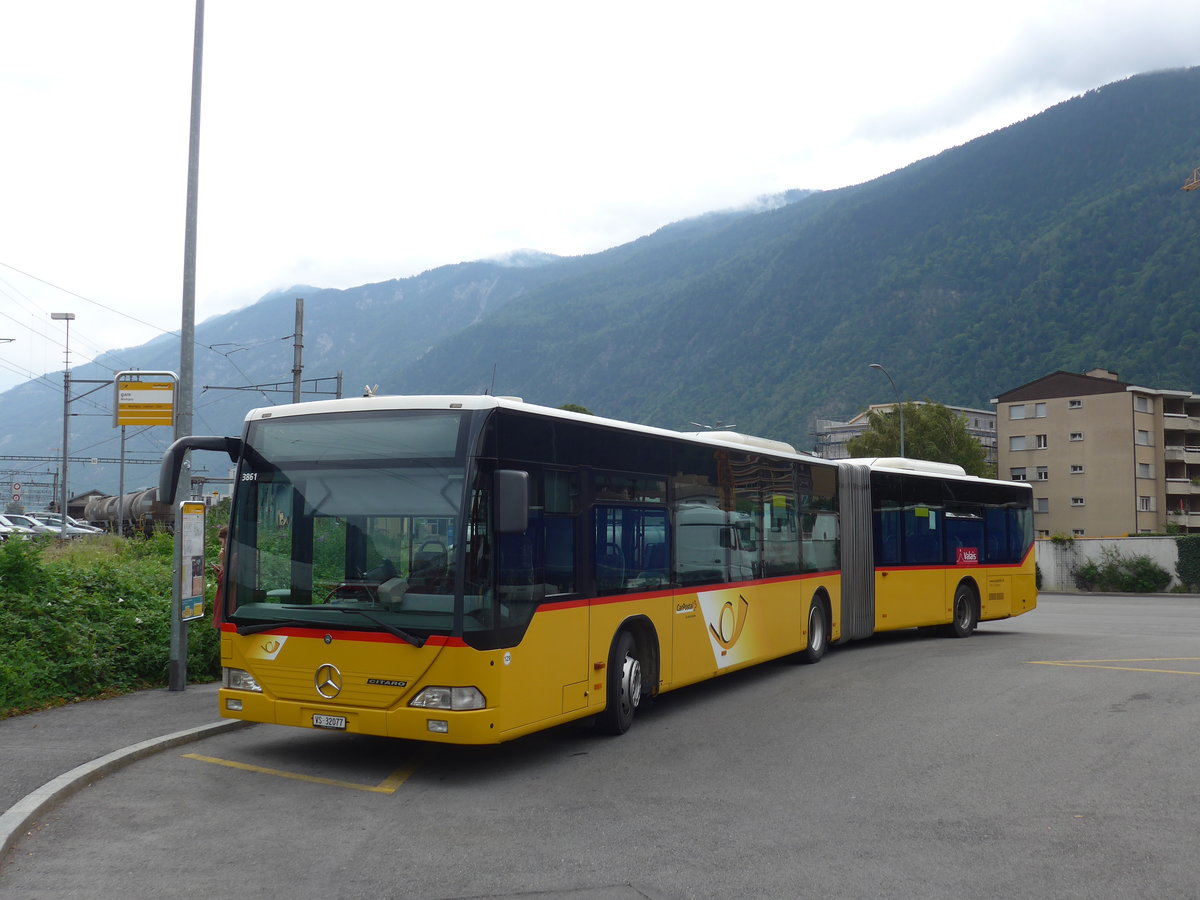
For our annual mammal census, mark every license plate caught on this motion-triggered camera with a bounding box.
[312,714,347,730]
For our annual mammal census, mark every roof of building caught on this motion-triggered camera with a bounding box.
[994,369,1132,403]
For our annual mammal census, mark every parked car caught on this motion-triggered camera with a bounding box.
[1,513,52,533]
[0,513,87,537]
[36,513,104,534]
[0,516,39,539]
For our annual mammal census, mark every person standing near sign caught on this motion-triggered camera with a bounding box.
[211,525,227,629]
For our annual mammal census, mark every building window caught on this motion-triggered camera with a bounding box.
[1137,462,1153,478]
[1069,432,1083,441]
[1010,467,1027,481]
[1139,496,1154,512]
[1135,396,1151,413]
[1071,497,1085,507]
[1136,430,1152,446]
[1068,399,1083,409]
[1072,529,1085,536]
[1010,436,1027,451]
[1070,464,1085,474]
[1036,466,1048,481]
[1035,498,1049,514]
[1010,403,1047,419]
[1035,434,1048,449]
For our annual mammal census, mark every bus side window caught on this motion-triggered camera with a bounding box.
[593,506,668,595]
[904,506,943,566]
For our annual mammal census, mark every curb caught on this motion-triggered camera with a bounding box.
[0,719,251,869]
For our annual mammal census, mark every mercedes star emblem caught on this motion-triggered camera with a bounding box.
[314,663,342,699]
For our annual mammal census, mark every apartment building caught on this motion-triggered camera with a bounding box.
[994,368,1194,537]
[812,402,997,463]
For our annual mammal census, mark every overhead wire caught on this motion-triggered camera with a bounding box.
[2,262,320,458]
[0,260,296,394]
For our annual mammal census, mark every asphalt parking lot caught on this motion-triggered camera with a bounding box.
[3,592,1200,899]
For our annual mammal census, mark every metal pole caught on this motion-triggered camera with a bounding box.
[292,297,303,403]
[61,363,70,525]
[869,363,906,458]
[171,0,205,692]
[177,0,203,445]
[51,313,74,528]
[118,426,126,538]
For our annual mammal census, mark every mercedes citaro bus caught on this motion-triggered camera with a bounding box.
[160,395,1035,744]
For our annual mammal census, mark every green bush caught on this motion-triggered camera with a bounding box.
[1073,547,1172,593]
[0,533,221,718]
[1175,534,1200,591]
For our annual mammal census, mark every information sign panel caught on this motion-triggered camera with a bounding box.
[179,501,206,621]
[113,370,178,427]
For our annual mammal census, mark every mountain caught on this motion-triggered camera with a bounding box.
[3,67,1199,500]
[389,67,1200,442]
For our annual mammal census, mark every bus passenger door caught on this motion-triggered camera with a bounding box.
[496,506,589,728]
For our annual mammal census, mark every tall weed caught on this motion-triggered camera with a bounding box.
[0,534,220,717]
[1073,546,1172,593]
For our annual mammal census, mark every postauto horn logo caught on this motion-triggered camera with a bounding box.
[698,590,754,669]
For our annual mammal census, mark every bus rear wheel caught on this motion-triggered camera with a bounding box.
[797,598,828,664]
[598,630,642,735]
[947,583,977,638]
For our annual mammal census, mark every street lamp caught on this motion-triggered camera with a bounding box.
[51,313,75,529]
[869,362,905,457]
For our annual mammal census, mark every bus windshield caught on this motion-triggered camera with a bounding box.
[225,410,490,639]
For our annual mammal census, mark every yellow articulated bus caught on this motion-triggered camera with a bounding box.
[160,395,1036,745]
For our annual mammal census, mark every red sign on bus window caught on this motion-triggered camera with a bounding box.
[956,547,980,565]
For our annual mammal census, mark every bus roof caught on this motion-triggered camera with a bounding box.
[243,394,817,462]
[844,457,967,477]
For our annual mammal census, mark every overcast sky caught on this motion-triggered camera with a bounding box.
[2,0,1198,395]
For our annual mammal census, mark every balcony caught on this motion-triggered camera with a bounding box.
[1163,446,1200,463]
[1165,478,1200,496]
[1164,413,1200,432]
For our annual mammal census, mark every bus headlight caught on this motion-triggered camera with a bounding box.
[409,686,485,710]
[223,667,263,693]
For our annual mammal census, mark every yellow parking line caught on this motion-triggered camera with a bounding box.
[1028,658,1200,675]
[183,753,420,793]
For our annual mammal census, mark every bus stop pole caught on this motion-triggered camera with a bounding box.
[171,0,205,692]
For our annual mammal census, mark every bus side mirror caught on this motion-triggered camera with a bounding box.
[494,469,530,534]
[158,435,243,503]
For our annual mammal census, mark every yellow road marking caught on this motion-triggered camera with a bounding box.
[183,753,420,793]
[1028,657,1200,676]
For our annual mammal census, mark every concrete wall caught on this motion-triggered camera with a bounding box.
[1036,536,1181,592]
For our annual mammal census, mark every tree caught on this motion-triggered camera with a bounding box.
[845,401,992,477]
[558,403,594,415]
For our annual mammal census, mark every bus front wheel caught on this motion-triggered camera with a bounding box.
[947,584,978,638]
[598,630,642,735]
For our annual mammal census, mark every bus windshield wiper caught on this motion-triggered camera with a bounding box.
[296,605,427,647]
[236,610,425,646]
[235,619,311,636]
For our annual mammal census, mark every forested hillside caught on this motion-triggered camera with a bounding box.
[391,67,1200,447]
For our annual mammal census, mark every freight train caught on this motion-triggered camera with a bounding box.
[83,489,174,534]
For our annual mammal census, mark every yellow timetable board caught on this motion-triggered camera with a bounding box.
[116,379,175,426]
